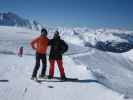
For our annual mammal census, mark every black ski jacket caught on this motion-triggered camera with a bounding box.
[48,37,68,60]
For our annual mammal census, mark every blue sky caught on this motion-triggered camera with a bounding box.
[0,0,133,29]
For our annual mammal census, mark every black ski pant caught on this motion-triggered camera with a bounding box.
[32,53,47,77]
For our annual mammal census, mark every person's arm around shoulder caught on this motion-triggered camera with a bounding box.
[48,39,53,46]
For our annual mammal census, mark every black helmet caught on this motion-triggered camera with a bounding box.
[41,28,48,36]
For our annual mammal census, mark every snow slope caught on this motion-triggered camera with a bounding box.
[73,48,133,98]
[0,26,133,100]
[0,54,123,100]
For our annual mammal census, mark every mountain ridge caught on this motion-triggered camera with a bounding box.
[0,12,43,30]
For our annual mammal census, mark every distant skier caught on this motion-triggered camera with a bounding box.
[17,46,23,57]
[31,28,49,80]
[48,31,68,80]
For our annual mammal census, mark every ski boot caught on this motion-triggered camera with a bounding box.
[39,74,47,79]
[31,76,37,81]
[61,75,67,81]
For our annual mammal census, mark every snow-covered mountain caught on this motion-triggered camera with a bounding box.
[60,27,133,53]
[31,20,43,31]
[0,12,43,30]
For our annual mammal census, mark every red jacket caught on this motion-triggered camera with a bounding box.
[31,36,48,54]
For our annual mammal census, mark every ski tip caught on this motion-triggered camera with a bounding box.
[0,80,9,82]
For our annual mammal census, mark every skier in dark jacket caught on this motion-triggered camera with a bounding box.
[48,31,68,80]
